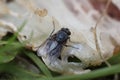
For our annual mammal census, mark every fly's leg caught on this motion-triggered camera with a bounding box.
[64,44,78,49]
[68,37,76,43]
[49,18,55,37]
[65,37,79,49]
[68,37,72,42]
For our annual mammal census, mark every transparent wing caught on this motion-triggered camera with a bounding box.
[37,39,61,58]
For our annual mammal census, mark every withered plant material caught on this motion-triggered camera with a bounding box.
[0,0,120,74]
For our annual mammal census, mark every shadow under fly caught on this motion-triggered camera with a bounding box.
[37,20,73,62]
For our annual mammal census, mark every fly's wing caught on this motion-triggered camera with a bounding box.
[48,44,63,62]
[37,39,61,58]
[49,43,63,57]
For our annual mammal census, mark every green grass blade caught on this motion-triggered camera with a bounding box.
[0,20,27,54]
[47,64,120,80]
[0,41,24,63]
[8,20,27,42]
[24,51,52,77]
[108,53,120,65]
[0,63,42,80]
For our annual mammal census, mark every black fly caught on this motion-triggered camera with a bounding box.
[37,22,71,61]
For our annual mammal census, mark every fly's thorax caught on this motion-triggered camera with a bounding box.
[55,30,70,43]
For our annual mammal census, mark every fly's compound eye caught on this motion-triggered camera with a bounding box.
[61,28,71,35]
[66,29,71,35]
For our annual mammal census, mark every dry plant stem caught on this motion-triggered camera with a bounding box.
[93,0,112,67]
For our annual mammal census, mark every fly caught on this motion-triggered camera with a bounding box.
[37,21,71,61]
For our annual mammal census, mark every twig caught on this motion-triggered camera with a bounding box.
[93,0,112,67]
